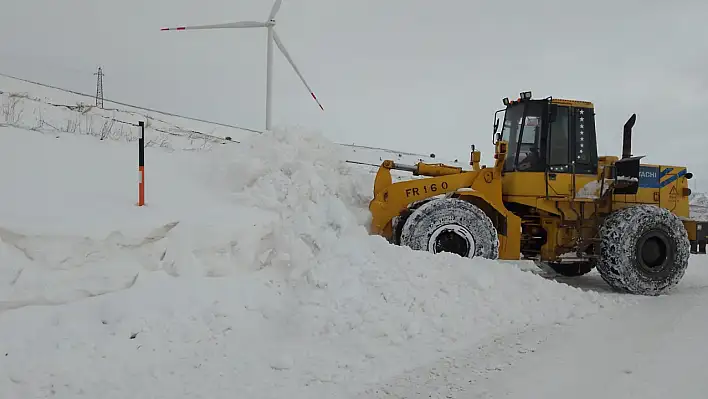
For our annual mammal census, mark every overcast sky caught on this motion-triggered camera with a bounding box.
[2,0,708,189]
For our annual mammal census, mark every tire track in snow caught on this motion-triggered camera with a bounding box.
[0,273,139,313]
[0,222,179,313]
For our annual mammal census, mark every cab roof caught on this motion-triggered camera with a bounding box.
[506,97,595,109]
[550,98,594,108]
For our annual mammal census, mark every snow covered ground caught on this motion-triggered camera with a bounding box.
[2,78,708,398]
[356,269,708,399]
[0,124,623,398]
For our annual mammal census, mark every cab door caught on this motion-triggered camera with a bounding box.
[545,104,600,199]
[545,105,573,197]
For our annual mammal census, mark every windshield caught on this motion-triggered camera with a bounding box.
[501,105,523,143]
[501,103,544,172]
[501,105,523,172]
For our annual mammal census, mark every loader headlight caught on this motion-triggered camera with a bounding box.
[520,91,532,100]
[503,97,510,106]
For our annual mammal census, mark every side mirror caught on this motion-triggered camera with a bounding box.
[494,132,501,143]
[493,118,499,134]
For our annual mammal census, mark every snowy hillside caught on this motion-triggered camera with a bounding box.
[0,74,466,172]
[690,192,708,221]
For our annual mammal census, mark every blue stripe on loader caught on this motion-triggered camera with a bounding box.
[660,169,686,187]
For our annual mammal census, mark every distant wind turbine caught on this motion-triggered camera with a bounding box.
[161,0,324,131]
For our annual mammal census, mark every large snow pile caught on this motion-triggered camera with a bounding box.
[0,124,624,398]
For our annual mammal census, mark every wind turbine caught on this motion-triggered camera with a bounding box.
[161,0,324,131]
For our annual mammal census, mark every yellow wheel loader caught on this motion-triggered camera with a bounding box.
[368,91,707,296]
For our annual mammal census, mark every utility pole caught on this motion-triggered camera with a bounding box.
[94,66,105,108]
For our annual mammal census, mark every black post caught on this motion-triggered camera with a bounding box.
[138,121,145,206]
[138,121,145,167]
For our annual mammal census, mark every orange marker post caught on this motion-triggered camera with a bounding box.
[137,121,145,206]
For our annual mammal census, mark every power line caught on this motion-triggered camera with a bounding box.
[0,70,436,159]
[0,71,264,134]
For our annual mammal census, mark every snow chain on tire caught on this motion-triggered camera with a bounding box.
[399,197,499,259]
[596,204,690,295]
[391,197,437,245]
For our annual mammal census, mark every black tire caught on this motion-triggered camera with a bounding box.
[391,212,409,245]
[399,197,499,259]
[544,260,595,277]
[596,204,690,295]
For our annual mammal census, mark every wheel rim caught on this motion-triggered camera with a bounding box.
[636,229,671,274]
[428,224,476,257]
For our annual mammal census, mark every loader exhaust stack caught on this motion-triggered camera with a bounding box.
[622,113,636,159]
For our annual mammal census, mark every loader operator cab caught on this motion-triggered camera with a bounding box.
[494,92,598,176]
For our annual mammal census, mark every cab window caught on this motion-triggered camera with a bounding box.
[548,106,570,172]
[514,102,544,172]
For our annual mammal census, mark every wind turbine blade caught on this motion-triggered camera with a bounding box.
[272,30,324,111]
[268,0,283,20]
[160,21,267,31]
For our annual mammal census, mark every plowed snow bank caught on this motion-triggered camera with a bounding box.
[0,126,624,398]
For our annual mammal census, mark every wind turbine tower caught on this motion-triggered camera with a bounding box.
[161,0,324,131]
